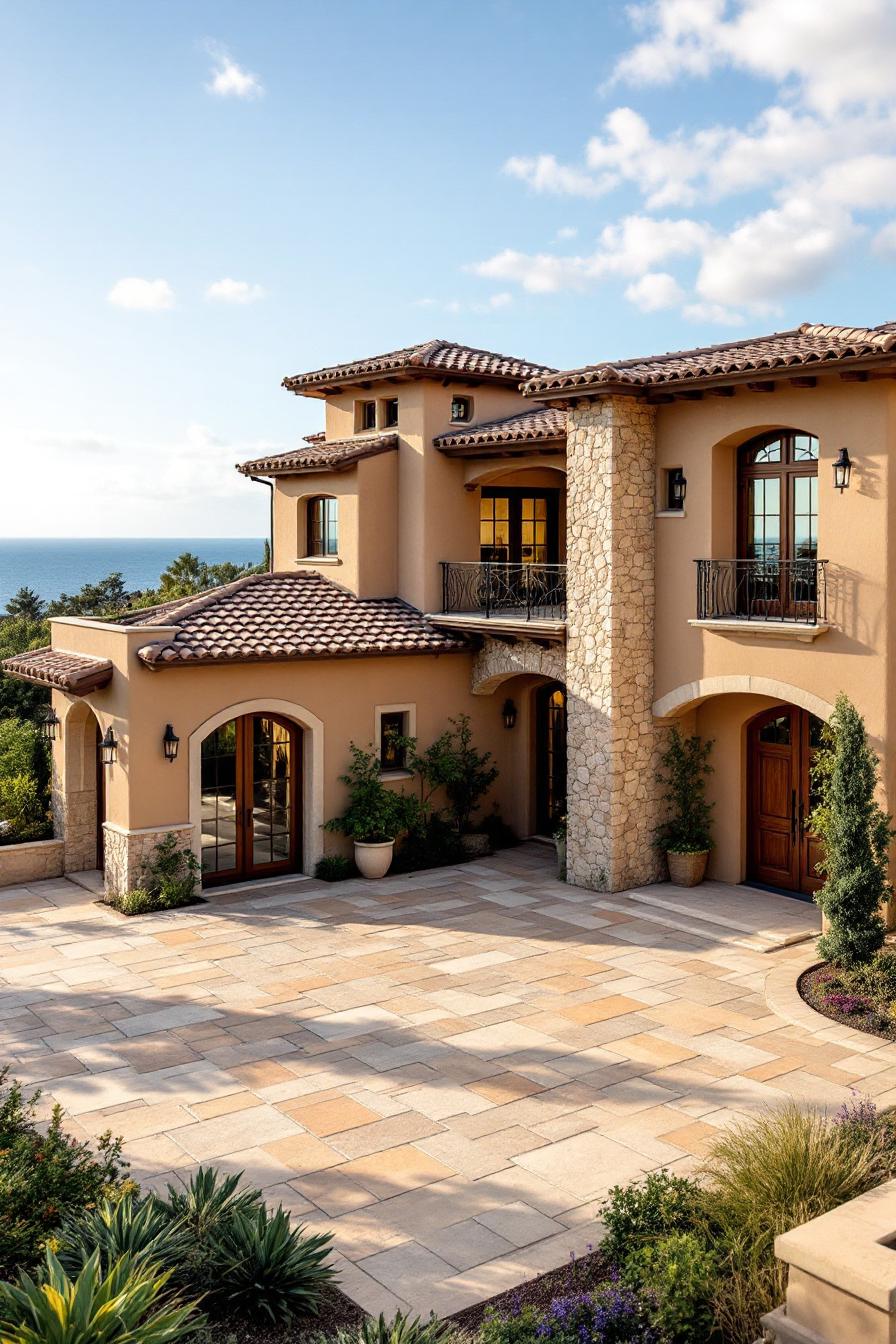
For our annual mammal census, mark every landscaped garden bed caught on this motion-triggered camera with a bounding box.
[799,951,896,1040]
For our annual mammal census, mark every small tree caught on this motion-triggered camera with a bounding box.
[4,587,45,622]
[411,714,498,835]
[655,727,714,854]
[810,694,892,966]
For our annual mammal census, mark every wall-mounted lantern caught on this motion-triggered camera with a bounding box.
[502,698,518,730]
[833,447,852,492]
[39,706,60,742]
[162,723,180,763]
[668,468,687,509]
[99,726,118,767]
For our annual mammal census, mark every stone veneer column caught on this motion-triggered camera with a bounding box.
[565,397,664,892]
[102,823,195,899]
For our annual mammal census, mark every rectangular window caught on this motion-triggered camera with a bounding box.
[379,710,408,770]
[450,395,472,422]
[355,400,377,432]
[307,496,338,556]
[381,398,399,428]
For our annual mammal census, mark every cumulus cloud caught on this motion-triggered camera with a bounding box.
[205,42,264,99]
[873,220,896,257]
[503,153,613,198]
[107,277,175,310]
[206,277,266,304]
[624,272,684,311]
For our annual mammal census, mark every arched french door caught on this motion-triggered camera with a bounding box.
[535,681,567,835]
[200,713,301,886]
[737,430,819,618]
[747,705,823,897]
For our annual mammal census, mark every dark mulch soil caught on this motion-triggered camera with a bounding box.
[798,962,896,1042]
[197,1284,367,1343]
[448,1249,609,1333]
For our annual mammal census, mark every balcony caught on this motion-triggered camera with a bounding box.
[434,561,567,642]
[692,558,830,642]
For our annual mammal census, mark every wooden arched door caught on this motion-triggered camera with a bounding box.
[200,714,301,886]
[747,705,823,896]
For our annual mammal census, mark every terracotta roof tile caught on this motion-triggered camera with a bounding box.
[434,406,567,452]
[524,321,896,396]
[284,339,555,393]
[133,572,467,667]
[236,433,397,476]
[2,647,113,695]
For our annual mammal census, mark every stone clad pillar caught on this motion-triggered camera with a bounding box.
[565,397,663,892]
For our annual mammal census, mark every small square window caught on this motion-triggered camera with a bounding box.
[382,398,399,428]
[380,711,408,770]
[450,395,472,423]
[356,400,377,432]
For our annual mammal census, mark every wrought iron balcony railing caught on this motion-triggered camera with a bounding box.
[441,561,567,621]
[695,558,828,626]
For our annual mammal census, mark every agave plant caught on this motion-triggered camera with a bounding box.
[154,1166,262,1241]
[210,1205,335,1323]
[357,1312,457,1344]
[56,1193,191,1277]
[0,1249,202,1343]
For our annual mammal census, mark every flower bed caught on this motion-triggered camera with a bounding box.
[799,949,896,1041]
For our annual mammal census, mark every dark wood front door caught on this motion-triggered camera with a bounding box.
[535,682,567,835]
[748,706,823,896]
[200,714,301,886]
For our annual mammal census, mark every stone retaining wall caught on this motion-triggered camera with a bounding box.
[102,822,195,898]
[0,837,65,889]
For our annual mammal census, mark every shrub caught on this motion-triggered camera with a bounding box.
[482,1288,662,1344]
[0,773,51,844]
[153,1167,261,1294]
[411,715,498,835]
[315,854,356,882]
[325,743,420,843]
[810,693,892,966]
[0,1068,128,1279]
[622,1231,716,1344]
[57,1193,190,1277]
[207,1205,334,1323]
[599,1169,704,1266]
[654,727,714,854]
[109,888,158,916]
[0,1249,202,1342]
[346,1310,456,1344]
[850,951,896,1004]
[139,833,200,908]
[480,1303,541,1344]
[392,813,465,873]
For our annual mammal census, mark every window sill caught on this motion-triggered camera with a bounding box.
[688,618,830,644]
[656,509,686,519]
[379,769,414,782]
[295,556,342,566]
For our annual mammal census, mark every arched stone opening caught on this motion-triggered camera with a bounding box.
[57,698,104,873]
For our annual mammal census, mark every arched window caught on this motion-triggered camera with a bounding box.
[737,429,819,617]
[306,497,338,557]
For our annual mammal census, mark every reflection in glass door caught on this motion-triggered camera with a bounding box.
[201,714,300,885]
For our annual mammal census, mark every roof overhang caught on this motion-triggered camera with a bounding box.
[1,648,114,696]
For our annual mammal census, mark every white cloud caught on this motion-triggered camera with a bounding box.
[107,277,175,311]
[624,271,684,311]
[683,301,744,325]
[503,154,613,198]
[872,220,896,257]
[556,226,579,240]
[205,42,264,99]
[206,277,266,304]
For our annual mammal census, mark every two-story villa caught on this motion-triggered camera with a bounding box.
[6,322,896,905]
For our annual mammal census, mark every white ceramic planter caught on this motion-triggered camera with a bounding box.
[353,840,394,879]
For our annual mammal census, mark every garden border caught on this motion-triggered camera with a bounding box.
[0,836,64,889]
[765,946,896,1059]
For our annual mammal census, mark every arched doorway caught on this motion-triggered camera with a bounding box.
[747,704,823,896]
[534,681,566,836]
[200,713,301,886]
[59,700,106,874]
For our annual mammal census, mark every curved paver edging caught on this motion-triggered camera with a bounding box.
[765,945,896,1060]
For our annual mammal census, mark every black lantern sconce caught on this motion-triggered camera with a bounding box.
[668,468,687,510]
[39,706,60,742]
[162,723,180,763]
[833,447,852,492]
[502,698,518,730]
[99,726,118,767]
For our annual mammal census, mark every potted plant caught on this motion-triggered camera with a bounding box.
[655,727,714,887]
[411,714,498,857]
[325,743,418,878]
[553,814,567,879]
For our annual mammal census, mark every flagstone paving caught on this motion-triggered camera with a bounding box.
[0,844,886,1317]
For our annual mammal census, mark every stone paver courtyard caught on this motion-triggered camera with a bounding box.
[1,844,889,1317]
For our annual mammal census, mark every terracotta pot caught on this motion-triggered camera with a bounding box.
[667,850,709,887]
[461,833,491,858]
[353,840,394,879]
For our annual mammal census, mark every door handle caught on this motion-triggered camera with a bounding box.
[799,797,805,834]
[791,789,797,843]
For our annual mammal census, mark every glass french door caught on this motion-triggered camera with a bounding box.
[535,682,567,835]
[200,714,300,885]
[479,489,559,565]
[738,431,819,617]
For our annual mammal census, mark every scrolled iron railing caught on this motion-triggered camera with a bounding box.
[441,561,567,621]
[695,558,828,626]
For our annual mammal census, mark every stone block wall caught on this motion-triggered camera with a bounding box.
[102,823,195,898]
[471,638,566,694]
[565,397,665,891]
[0,838,65,889]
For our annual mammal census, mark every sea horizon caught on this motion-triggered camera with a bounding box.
[0,537,266,610]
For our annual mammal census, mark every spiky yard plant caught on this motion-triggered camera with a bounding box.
[209,1205,335,1324]
[154,1167,262,1242]
[0,1249,202,1344]
[355,1311,457,1344]
[810,693,894,966]
[56,1193,190,1278]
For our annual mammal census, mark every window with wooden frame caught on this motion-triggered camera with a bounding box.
[375,704,416,774]
[355,400,377,432]
[381,397,399,428]
[450,395,473,423]
[306,496,338,557]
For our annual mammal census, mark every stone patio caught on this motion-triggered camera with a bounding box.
[1,843,887,1318]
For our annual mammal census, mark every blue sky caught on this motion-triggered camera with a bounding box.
[2,0,895,537]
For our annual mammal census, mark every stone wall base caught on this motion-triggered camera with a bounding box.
[102,823,195,899]
[0,838,65,889]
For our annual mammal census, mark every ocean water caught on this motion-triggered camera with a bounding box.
[0,538,266,610]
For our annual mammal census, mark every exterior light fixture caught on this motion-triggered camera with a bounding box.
[502,698,518,730]
[669,468,687,509]
[39,705,60,742]
[833,447,852,492]
[99,726,117,767]
[162,723,180,763]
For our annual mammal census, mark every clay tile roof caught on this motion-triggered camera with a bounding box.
[434,406,567,452]
[236,433,398,477]
[523,321,896,397]
[133,571,467,668]
[1,647,113,695]
[283,339,555,394]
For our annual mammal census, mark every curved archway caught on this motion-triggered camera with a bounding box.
[745,701,824,896]
[653,676,834,723]
[59,698,104,872]
[188,699,324,878]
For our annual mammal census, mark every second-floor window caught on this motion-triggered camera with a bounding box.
[382,398,399,428]
[307,496,338,557]
[356,400,377,432]
[450,395,473,422]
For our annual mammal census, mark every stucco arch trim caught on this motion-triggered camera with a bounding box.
[188,698,325,877]
[653,676,835,723]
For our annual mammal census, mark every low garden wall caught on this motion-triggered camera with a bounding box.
[0,837,65,888]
